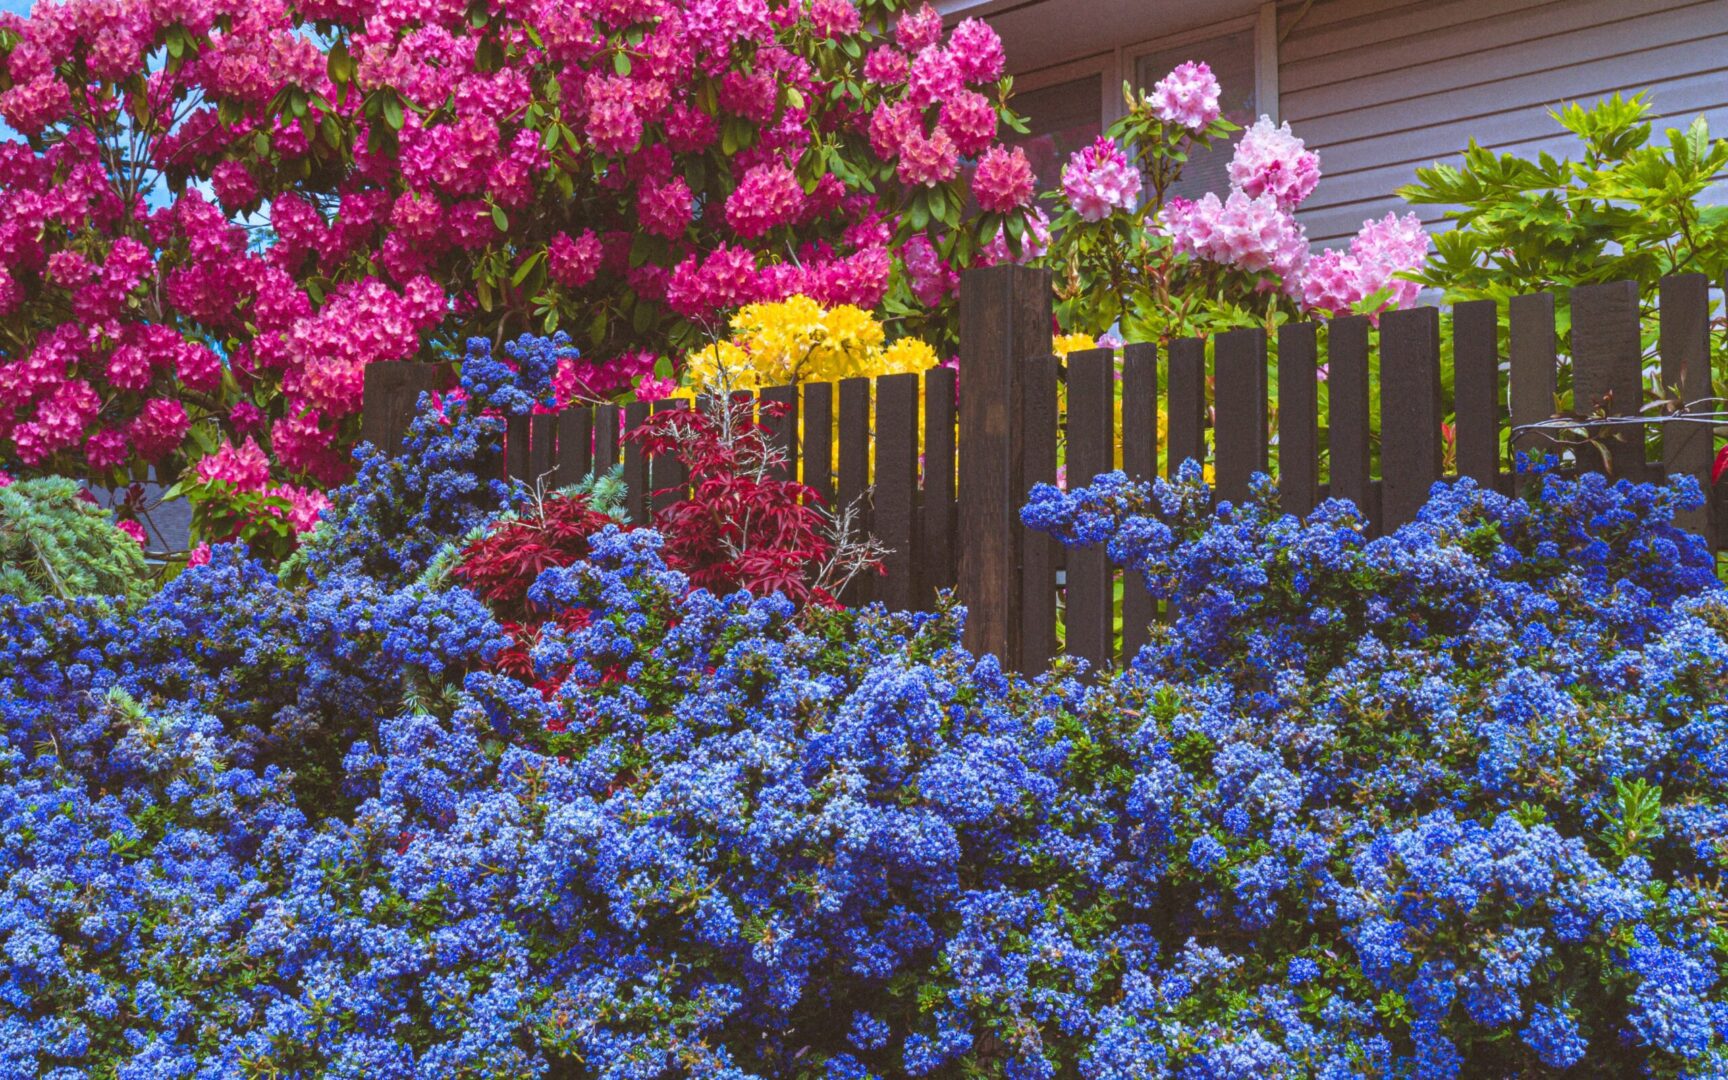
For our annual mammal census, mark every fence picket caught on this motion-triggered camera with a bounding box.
[1020,354,1060,673]
[623,401,650,523]
[1660,274,1714,544]
[1379,306,1442,530]
[805,382,834,508]
[506,413,530,485]
[1120,342,1158,657]
[1328,316,1374,526]
[530,412,555,485]
[759,384,799,482]
[957,264,1052,662]
[1278,323,1319,517]
[1571,281,1647,481]
[1453,299,1501,490]
[922,367,959,606]
[838,377,872,605]
[1509,292,1558,488]
[874,374,920,611]
[649,400,687,512]
[1166,337,1207,477]
[1066,348,1115,669]
[1214,328,1268,505]
[594,404,621,475]
[556,406,592,483]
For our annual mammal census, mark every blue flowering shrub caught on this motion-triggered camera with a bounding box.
[4,349,1728,1080]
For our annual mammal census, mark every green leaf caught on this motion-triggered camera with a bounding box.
[512,250,546,287]
[490,204,509,231]
[326,39,353,85]
[614,51,632,77]
[381,94,405,131]
[927,185,947,224]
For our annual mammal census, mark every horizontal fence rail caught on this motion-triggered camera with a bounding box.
[363,267,1725,674]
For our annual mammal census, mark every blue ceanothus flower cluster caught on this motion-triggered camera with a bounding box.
[4,349,1728,1079]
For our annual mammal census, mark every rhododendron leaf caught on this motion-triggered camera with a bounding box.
[613,52,631,77]
[511,251,545,288]
[327,40,353,85]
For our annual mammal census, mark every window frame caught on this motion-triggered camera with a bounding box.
[1010,51,1121,129]
[1005,3,1278,134]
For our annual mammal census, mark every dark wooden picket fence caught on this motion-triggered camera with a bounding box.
[362,265,1723,673]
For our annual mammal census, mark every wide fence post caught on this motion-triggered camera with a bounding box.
[957,265,1052,663]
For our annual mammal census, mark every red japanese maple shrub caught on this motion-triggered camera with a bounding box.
[452,490,616,687]
[629,399,883,607]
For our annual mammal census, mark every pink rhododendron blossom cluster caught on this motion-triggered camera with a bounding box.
[972,145,1035,213]
[0,0,1026,552]
[1151,113,1323,284]
[1162,191,1309,280]
[1045,64,1427,340]
[1300,212,1431,318]
[1061,137,1143,222]
[1228,118,1321,209]
[194,436,331,534]
[1149,60,1222,131]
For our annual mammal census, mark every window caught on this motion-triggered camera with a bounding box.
[1133,28,1259,200]
[1006,72,1103,193]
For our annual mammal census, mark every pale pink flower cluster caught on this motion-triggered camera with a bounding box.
[1229,118,1321,209]
[1149,60,1221,131]
[972,145,1035,214]
[1162,192,1309,280]
[1150,104,1342,291]
[1299,212,1430,317]
[1062,137,1142,222]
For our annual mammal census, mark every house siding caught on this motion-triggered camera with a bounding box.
[1279,0,1728,245]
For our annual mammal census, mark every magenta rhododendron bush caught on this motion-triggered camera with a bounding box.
[0,0,1027,502]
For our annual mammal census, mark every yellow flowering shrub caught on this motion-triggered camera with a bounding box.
[680,296,940,394]
[1052,332,1098,359]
